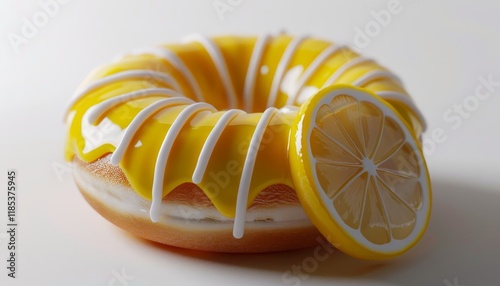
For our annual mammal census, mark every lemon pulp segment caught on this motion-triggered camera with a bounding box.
[290,85,431,259]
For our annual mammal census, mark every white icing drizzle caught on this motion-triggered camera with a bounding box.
[279,105,300,114]
[86,88,185,124]
[183,34,238,109]
[136,47,205,102]
[375,91,427,131]
[150,102,217,222]
[242,35,271,112]
[74,34,429,239]
[192,109,245,184]
[295,86,319,104]
[233,107,278,238]
[81,114,130,154]
[110,97,195,165]
[322,57,373,87]
[280,65,304,98]
[285,44,346,105]
[65,70,182,117]
[352,70,402,87]
[266,36,308,108]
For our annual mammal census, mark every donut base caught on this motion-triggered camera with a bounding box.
[72,157,323,253]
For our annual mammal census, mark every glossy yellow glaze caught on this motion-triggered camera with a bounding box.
[65,35,423,218]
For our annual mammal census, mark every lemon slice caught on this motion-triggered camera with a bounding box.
[289,84,431,260]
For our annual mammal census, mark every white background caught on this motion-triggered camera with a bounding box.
[1,0,500,285]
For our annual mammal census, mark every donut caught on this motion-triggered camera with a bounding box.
[65,34,431,258]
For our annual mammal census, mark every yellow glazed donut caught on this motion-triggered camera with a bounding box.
[65,34,431,259]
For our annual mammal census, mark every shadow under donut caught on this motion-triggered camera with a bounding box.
[122,176,500,285]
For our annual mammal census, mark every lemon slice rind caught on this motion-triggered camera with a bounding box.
[289,84,431,260]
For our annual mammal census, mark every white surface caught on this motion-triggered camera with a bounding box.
[1,0,500,285]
